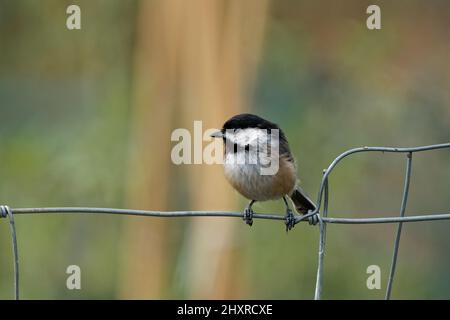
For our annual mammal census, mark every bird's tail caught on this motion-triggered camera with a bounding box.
[290,186,316,214]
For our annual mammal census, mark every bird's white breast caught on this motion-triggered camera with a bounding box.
[222,128,296,201]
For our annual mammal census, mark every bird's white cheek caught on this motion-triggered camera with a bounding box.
[224,128,267,146]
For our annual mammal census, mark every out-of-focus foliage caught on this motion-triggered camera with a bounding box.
[1,0,449,299]
[0,0,135,299]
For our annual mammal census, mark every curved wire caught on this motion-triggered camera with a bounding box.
[310,143,450,300]
[313,143,450,213]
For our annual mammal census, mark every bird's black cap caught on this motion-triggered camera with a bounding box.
[222,113,281,131]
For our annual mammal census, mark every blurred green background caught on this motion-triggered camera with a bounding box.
[1,0,449,299]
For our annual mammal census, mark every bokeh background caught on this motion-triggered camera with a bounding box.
[1,0,449,299]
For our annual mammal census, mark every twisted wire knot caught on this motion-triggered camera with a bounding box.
[294,210,320,226]
[0,205,11,218]
[308,213,320,225]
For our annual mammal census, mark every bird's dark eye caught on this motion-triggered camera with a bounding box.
[244,144,250,152]
[233,143,238,153]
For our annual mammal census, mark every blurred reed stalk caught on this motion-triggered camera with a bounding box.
[120,0,269,299]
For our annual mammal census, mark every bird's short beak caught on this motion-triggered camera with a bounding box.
[210,130,224,138]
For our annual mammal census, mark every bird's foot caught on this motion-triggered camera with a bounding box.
[243,207,254,227]
[285,209,295,232]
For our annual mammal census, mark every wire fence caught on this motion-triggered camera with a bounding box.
[1,143,450,300]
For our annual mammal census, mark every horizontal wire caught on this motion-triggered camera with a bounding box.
[322,213,450,224]
[7,207,450,225]
[10,207,285,220]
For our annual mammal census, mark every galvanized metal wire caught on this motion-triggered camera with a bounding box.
[1,143,450,300]
[310,143,450,300]
[385,152,412,300]
[0,205,19,300]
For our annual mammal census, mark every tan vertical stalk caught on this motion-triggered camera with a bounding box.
[119,0,184,298]
[120,0,269,299]
[178,0,270,299]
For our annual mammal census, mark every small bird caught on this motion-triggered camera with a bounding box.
[211,113,316,231]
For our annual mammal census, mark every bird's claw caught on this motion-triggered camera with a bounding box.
[243,207,254,227]
[285,209,295,232]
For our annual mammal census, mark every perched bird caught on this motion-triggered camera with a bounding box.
[211,113,316,231]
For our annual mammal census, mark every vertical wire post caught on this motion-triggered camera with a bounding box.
[314,176,329,300]
[1,206,20,300]
[385,152,412,299]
